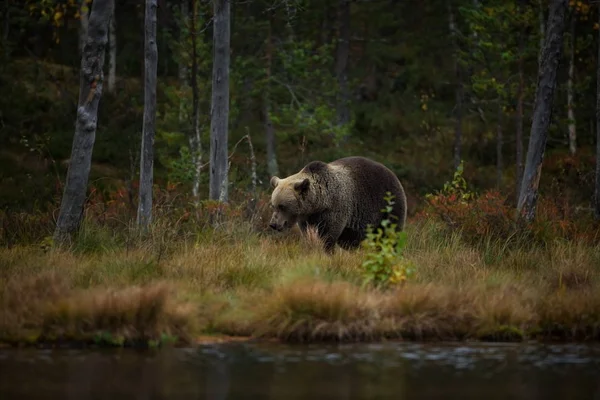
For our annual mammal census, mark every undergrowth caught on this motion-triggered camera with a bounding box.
[1,165,600,347]
[1,210,599,347]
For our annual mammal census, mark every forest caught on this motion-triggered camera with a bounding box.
[1,0,600,347]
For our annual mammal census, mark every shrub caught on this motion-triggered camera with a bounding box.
[419,161,600,246]
[360,192,416,288]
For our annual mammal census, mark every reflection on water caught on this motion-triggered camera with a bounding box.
[1,341,600,399]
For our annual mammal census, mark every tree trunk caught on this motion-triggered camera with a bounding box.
[539,0,546,67]
[190,0,202,202]
[107,0,116,93]
[54,0,114,245]
[496,102,503,189]
[178,0,189,126]
[517,0,568,223]
[79,0,90,53]
[264,12,278,177]
[516,4,525,202]
[334,0,351,133]
[567,15,576,155]
[595,3,600,221]
[448,0,463,170]
[209,0,230,202]
[137,0,158,229]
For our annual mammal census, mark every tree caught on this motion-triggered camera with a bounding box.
[516,9,525,202]
[566,10,576,155]
[596,2,600,221]
[189,0,203,202]
[334,0,350,134]
[107,0,116,93]
[209,0,230,202]
[517,0,568,223]
[137,0,158,229]
[178,0,189,127]
[53,0,114,244]
[264,10,278,177]
[78,0,89,53]
[448,0,463,170]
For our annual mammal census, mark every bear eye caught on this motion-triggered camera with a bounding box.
[278,204,286,212]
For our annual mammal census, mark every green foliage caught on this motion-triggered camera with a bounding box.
[360,192,415,288]
[431,160,477,203]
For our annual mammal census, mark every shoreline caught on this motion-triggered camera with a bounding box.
[2,333,600,351]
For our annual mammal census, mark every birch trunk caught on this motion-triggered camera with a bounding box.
[78,0,90,53]
[334,0,351,132]
[209,0,230,202]
[107,0,116,93]
[54,0,113,244]
[517,0,568,223]
[190,0,202,201]
[448,0,463,170]
[178,0,189,126]
[264,12,278,177]
[567,15,576,155]
[539,1,546,67]
[137,0,158,229]
[516,2,526,202]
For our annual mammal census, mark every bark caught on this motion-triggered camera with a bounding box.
[190,0,202,201]
[596,4,600,220]
[245,133,257,216]
[334,0,351,131]
[54,0,114,244]
[539,0,546,67]
[209,0,230,202]
[107,0,116,93]
[496,103,503,189]
[567,14,576,155]
[137,0,158,229]
[264,12,278,178]
[516,2,526,202]
[517,0,568,223]
[178,0,189,125]
[448,0,463,170]
[79,0,90,53]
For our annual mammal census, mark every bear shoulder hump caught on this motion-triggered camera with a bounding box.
[303,160,329,175]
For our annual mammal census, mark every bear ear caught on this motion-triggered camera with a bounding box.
[294,178,310,194]
[270,176,280,188]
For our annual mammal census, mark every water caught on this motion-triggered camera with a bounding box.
[1,341,600,399]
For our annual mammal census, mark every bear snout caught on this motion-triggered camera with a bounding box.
[269,217,288,231]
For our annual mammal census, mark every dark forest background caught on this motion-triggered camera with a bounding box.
[1,0,598,222]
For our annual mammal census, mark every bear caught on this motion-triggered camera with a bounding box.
[268,156,407,254]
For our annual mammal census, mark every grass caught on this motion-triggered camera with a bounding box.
[1,211,600,348]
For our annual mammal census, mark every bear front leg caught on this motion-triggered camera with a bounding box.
[318,215,345,255]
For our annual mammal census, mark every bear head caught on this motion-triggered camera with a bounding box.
[268,174,311,232]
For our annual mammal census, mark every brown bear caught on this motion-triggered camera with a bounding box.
[269,156,407,253]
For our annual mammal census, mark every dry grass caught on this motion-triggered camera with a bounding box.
[1,217,600,347]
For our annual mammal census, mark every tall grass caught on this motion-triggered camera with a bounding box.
[1,202,600,347]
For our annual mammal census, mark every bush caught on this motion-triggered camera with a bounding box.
[360,192,416,288]
[418,161,600,246]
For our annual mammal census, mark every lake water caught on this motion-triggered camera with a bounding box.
[1,341,600,399]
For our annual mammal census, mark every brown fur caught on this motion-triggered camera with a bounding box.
[269,156,407,253]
